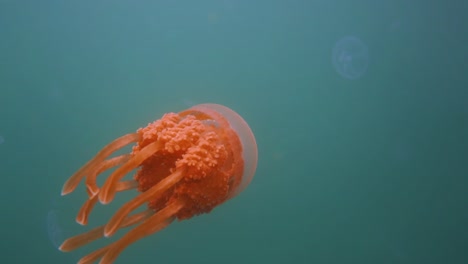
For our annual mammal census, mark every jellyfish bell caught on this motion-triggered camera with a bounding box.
[46,197,71,250]
[47,209,63,249]
[190,104,258,198]
[332,35,370,80]
[59,103,258,264]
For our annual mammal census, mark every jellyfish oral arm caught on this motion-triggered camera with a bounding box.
[98,140,164,205]
[61,133,140,196]
[98,200,183,264]
[75,204,180,264]
[104,167,186,237]
[60,208,153,252]
[85,154,132,198]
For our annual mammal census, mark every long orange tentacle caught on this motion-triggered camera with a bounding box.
[99,200,184,264]
[99,141,163,204]
[76,196,98,226]
[116,180,139,192]
[60,209,153,253]
[77,180,140,226]
[78,246,109,264]
[104,167,185,237]
[62,133,140,196]
[86,154,131,198]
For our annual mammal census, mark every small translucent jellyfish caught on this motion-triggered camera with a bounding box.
[46,199,67,249]
[332,36,369,80]
[0,135,4,145]
[47,210,63,249]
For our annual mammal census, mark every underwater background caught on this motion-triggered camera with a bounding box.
[0,1,467,263]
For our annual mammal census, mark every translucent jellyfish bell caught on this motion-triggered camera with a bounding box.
[332,36,369,80]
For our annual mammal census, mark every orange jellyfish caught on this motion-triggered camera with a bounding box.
[59,104,258,264]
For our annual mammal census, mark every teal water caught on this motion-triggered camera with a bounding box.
[1,1,467,263]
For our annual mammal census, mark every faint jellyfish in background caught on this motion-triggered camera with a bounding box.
[332,36,369,80]
[46,198,67,249]
[0,135,4,145]
[47,210,63,249]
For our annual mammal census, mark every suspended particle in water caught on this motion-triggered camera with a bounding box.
[332,36,369,80]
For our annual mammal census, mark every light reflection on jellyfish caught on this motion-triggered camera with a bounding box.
[332,36,369,80]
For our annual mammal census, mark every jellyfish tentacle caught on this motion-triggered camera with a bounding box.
[76,195,98,225]
[60,209,153,253]
[60,224,103,252]
[86,154,132,197]
[100,200,184,264]
[62,133,140,196]
[99,141,163,205]
[104,167,186,237]
[78,246,109,264]
[77,180,140,226]
[116,180,139,192]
